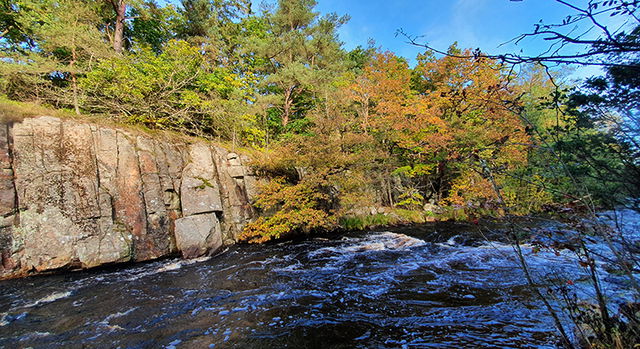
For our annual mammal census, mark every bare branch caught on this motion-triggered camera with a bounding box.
[399,0,640,69]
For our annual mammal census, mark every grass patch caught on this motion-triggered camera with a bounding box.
[0,95,77,122]
[0,96,255,157]
[338,214,396,231]
[393,208,431,223]
[337,206,503,231]
[338,208,442,231]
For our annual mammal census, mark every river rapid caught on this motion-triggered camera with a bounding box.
[1,211,638,348]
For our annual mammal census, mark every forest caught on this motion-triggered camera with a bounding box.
[1,1,640,347]
[0,0,638,242]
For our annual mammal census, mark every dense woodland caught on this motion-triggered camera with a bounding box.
[0,0,638,243]
[2,1,640,346]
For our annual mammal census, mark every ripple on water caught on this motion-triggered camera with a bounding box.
[16,290,74,310]
[1,225,614,348]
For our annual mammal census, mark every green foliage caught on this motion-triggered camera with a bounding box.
[1,0,35,51]
[514,60,638,210]
[0,0,111,110]
[249,0,348,128]
[80,40,256,138]
[177,0,250,39]
[338,214,393,231]
[130,2,182,53]
[2,0,637,245]
[395,190,425,210]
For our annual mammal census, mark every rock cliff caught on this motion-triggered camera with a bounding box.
[0,116,259,279]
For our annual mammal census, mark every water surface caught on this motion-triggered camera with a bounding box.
[2,214,637,348]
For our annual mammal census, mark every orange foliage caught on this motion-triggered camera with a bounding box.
[238,174,336,243]
[347,49,531,208]
[244,48,540,243]
[346,51,413,134]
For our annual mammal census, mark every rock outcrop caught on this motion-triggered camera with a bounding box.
[0,116,258,279]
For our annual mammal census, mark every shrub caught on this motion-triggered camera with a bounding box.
[239,175,336,243]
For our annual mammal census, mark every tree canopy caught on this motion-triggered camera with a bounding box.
[0,0,638,236]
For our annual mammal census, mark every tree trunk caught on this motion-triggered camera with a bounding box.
[282,86,294,127]
[71,72,79,115]
[112,0,126,53]
[387,178,394,206]
[362,95,370,134]
[70,36,80,115]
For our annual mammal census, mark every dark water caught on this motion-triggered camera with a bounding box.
[1,214,637,348]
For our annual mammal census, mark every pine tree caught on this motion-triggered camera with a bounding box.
[1,0,111,111]
[252,0,347,127]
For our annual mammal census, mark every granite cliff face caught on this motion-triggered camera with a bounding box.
[0,116,259,279]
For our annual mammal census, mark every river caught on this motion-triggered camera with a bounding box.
[1,211,638,348]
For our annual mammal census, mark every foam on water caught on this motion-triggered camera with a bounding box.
[94,307,139,333]
[103,307,138,322]
[120,256,214,281]
[18,332,52,340]
[310,232,426,257]
[356,232,427,249]
[156,261,183,272]
[2,212,638,348]
[20,291,73,309]
[443,234,459,246]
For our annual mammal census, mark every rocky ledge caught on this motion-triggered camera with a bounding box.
[0,116,259,279]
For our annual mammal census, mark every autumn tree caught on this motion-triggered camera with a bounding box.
[417,48,531,209]
[346,51,412,135]
[400,1,640,211]
[344,47,534,211]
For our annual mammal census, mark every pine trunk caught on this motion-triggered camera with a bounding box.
[113,1,126,53]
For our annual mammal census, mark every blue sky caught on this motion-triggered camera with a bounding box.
[163,0,633,78]
[302,0,629,78]
[312,0,580,62]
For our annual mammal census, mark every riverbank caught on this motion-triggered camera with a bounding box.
[0,106,545,280]
[0,113,260,280]
[0,107,623,285]
[2,210,637,348]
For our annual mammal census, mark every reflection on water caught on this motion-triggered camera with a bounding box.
[1,213,637,348]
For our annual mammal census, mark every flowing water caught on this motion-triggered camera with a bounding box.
[1,211,638,348]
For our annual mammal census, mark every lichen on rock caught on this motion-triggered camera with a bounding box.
[0,116,258,279]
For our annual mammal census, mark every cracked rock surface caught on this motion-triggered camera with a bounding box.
[0,116,258,279]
